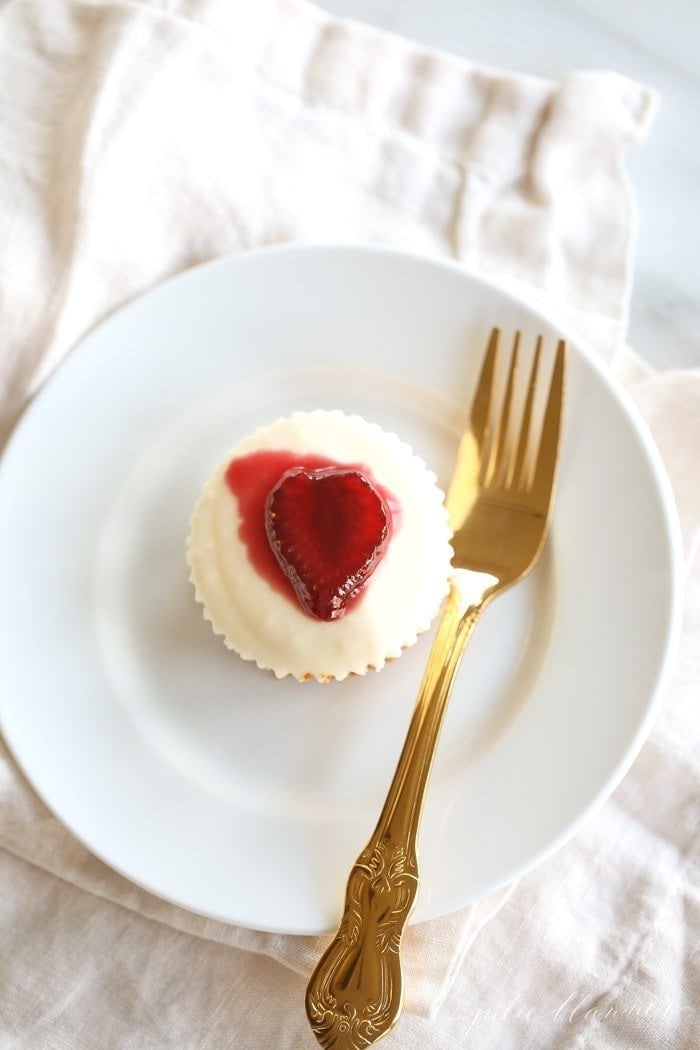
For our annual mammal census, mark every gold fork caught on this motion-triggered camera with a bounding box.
[305,327,567,1050]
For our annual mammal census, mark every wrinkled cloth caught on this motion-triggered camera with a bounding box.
[0,1,698,1047]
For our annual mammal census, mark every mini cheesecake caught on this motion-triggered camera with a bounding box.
[187,410,453,681]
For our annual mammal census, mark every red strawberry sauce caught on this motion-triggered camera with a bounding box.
[225,450,400,616]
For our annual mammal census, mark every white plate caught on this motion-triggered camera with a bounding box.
[0,245,683,935]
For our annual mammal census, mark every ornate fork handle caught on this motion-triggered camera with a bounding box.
[306,574,489,1050]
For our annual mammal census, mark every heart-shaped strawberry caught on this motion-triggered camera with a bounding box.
[265,467,391,621]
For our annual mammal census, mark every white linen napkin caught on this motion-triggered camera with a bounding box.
[1,1,698,1047]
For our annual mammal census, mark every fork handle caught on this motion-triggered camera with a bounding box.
[305,576,485,1049]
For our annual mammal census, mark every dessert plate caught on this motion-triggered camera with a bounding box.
[0,245,683,934]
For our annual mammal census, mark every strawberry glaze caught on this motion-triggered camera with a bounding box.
[225,450,399,616]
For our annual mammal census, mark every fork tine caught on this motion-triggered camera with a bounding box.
[511,335,542,489]
[529,339,567,507]
[486,331,519,486]
[446,327,499,527]
[470,327,499,451]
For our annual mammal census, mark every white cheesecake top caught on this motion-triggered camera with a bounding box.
[187,410,453,681]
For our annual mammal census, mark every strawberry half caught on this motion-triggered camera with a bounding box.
[264,467,391,621]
